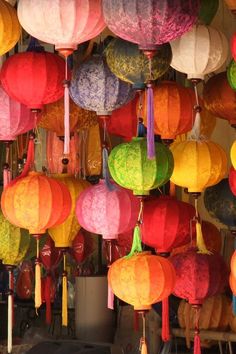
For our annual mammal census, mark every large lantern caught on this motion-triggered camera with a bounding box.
[105,38,172,89]
[141,196,195,253]
[108,137,174,196]
[102,0,199,49]
[170,140,227,193]
[0,0,20,56]
[170,24,228,80]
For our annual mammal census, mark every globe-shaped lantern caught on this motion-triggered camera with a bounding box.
[70,55,134,117]
[0,0,20,56]
[198,0,219,25]
[170,24,228,80]
[204,178,236,230]
[105,38,172,90]
[102,0,199,50]
[141,196,196,253]
[231,141,236,169]
[108,137,174,196]
[203,72,236,126]
[18,0,105,53]
[170,140,227,193]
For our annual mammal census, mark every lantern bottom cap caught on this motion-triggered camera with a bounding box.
[187,74,204,80]
[134,305,151,311]
[133,190,150,196]
[30,231,46,236]
[55,44,77,51]
[103,234,118,240]
[97,111,112,116]
[54,243,72,248]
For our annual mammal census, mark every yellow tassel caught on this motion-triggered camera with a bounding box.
[35,262,42,309]
[62,254,68,326]
[141,339,148,354]
[196,221,211,255]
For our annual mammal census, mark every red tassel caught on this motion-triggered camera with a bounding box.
[107,284,114,310]
[45,275,52,325]
[161,297,170,342]
[194,333,201,354]
[134,311,139,332]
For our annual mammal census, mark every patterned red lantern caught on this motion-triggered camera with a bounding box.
[70,229,94,265]
[141,196,195,253]
[229,167,236,196]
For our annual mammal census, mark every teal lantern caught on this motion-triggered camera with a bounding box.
[227,60,236,91]
[105,38,172,90]
[108,137,174,195]
[199,0,219,25]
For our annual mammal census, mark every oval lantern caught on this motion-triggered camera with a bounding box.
[103,0,199,49]
[76,180,140,240]
[170,140,227,193]
[108,137,174,196]
[204,178,236,230]
[0,0,20,56]
[1,51,66,111]
[170,24,228,80]
[203,72,236,126]
[199,0,219,25]
[231,141,236,169]
[49,174,90,248]
[105,38,172,89]
[141,196,196,253]
[0,85,37,141]
[70,55,134,116]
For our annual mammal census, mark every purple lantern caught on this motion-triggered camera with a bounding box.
[102,0,200,50]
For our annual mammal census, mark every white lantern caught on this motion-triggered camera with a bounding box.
[170,24,229,80]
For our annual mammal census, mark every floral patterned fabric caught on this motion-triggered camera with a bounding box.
[102,0,199,48]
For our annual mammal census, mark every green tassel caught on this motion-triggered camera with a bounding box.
[126,225,142,258]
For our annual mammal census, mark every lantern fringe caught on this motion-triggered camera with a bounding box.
[126,225,142,258]
[45,274,52,325]
[107,284,114,310]
[103,147,116,191]
[62,253,68,327]
[7,270,13,354]
[35,238,42,310]
[64,83,70,155]
[194,333,201,354]
[196,221,211,255]
[140,313,148,354]
[147,84,155,159]
[233,295,236,315]
[190,112,201,141]
[162,297,170,342]
[3,165,11,189]
[193,306,201,354]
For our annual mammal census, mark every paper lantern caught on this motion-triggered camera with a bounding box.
[105,38,172,89]
[49,174,90,248]
[18,0,105,52]
[141,196,195,253]
[0,0,20,56]
[203,72,236,126]
[231,141,236,169]
[199,0,219,25]
[170,140,227,193]
[108,137,174,195]
[70,55,134,116]
[204,178,236,229]
[103,0,199,49]
[1,51,66,111]
[141,81,194,140]
[229,167,236,196]
[39,96,97,136]
[76,180,139,240]
[0,85,37,141]
[170,24,228,80]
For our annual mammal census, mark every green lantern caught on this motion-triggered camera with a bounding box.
[227,60,236,91]
[199,0,219,25]
[105,38,172,90]
[108,137,174,195]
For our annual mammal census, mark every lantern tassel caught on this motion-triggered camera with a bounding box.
[107,284,114,310]
[190,111,201,140]
[3,164,11,189]
[140,312,148,354]
[35,238,42,310]
[147,83,155,159]
[103,147,115,191]
[63,55,70,155]
[45,274,52,325]
[161,297,170,342]
[233,295,236,315]
[194,333,201,354]
[193,305,201,354]
[62,253,68,327]
[7,270,13,354]
[126,225,142,258]
[196,221,211,255]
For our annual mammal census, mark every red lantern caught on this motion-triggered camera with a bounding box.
[229,167,236,196]
[141,196,195,253]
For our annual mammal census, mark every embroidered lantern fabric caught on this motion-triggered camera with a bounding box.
[102,0,199,49]
[0,85,37,141]
[0,0,20,56]
[18,0,105,51]
[203,72,236,126]
[231,141,236,169]
[170,140,227,193]
[204,178,236,229]
[198,0,219,25]
[108,137,174,195]
[141,196,195,253]
[108,252,176,310]
[70,55,134,115]
[105,38,172,89]
[170,24,228,80]
[1,51,66,111]
[141,81,194,140]
[49,174,90,248]
[76,180,140,240]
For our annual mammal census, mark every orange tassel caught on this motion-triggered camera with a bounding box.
[35,238,42,310]
[141,339,148,354]
[62,253,68,326]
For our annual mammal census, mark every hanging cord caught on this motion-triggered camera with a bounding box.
[62,252,68,326]
[189,82,202,140]
[63,55,70,155]
[35,236,42,312]
[7,268,13,354]
[193,305,201,354]
[194,198,211,254]
[101,117,115,191]
[3,143,12,189]
[146,55,155,159]
[139,312,148,354]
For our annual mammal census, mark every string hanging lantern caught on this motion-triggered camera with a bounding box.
[0,0,20,56]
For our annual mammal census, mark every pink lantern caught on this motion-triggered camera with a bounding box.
[76,180,140,240]
[0,85,37,141]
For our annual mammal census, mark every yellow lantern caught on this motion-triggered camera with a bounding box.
[170,140,227,193]
[0,0,21,56]
[231,141,236,170]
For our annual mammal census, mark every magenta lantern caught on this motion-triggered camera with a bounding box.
[76,180,140,240]
[102,0,200,49]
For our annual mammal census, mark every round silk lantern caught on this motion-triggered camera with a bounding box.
[70,55,134,116]
[141,196,195,253]
[199,0,219,25]
[203,72,236,126]
[231,141,236,169]
[0,0,20,56]
[170,24,228,80]
[102,0,199,49]
[105,38,172,89]
[229,167,236,196]
[204,178,236,230]
[1,51,66,111]
[108,137,174,195]
[170,140,227,193]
